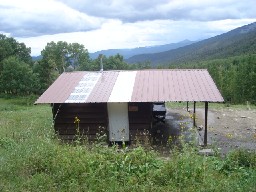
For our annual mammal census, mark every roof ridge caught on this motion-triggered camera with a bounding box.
[67,69,208,73]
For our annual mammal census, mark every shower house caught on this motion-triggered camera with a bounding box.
[35,69,224,145]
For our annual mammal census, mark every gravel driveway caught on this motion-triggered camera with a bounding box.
[151,105,256,155]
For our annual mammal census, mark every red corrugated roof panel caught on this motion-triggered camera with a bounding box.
[86,71,119,102]
[35,72,86,104]
[35,69,224,104]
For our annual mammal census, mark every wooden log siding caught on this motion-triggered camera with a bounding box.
[53,103,108,141]
[128,102,153,143]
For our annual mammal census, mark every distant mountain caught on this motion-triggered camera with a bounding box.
[32,55,42,61]
[89,40,196,59]
[126,22,256,65]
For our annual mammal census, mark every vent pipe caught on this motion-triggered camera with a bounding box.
[99,54,103,72]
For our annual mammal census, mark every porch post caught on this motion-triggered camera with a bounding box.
[204,102,208,146]
[193,101,196,127]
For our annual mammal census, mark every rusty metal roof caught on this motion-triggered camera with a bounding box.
[35,69,224,104]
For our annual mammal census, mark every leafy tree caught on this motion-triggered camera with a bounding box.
[0,34,32,72]
[38,41,91,91]
[0,56,39,95]
[33,59,59,93]
[68,43,91,70]
[105,54,128,70]
[80,54,129,71]
[41,41,69,74]
[41,41,91,73]
[0,34,34,95]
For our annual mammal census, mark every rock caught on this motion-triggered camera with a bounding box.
[197,125,203,131]
[199,149,214,156]
[246,101,251,110]
[217,116,220,119]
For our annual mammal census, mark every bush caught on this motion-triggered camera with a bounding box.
[222,149,256,171]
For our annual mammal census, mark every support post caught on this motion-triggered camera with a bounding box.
[193,101,196,127]
[204,102,208,146]
[187,101,189,111]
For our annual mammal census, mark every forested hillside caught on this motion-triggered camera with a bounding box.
[127,22,256,65]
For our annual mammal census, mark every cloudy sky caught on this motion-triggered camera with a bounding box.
[1,0,256,56]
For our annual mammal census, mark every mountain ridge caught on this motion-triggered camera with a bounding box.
[89,39,196,59]
[126,22,256,65]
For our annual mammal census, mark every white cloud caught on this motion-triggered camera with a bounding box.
[0,0,106,37]
[17,18,256,56]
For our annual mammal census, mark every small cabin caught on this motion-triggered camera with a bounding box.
[36,69,224,144]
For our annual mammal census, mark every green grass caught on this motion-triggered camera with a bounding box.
[0,97,256,191]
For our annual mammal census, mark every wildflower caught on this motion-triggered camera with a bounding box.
[226,133,233,139]
[74,116,80,124]
[168,136,173,143]
[74,116,80,137]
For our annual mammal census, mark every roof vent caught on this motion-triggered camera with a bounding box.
[99,54,103,72]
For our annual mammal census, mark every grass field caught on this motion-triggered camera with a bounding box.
[0,97,255,191]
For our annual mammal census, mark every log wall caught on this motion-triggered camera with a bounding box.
[53,103,108,141]
[52,102,153,144]
[128,102,153,143]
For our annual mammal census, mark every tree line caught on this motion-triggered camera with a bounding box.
[0,34,255,104]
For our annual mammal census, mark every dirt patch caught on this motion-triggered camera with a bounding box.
[195,107,256,154]
[151,106,256,155]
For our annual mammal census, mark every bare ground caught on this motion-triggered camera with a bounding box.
[195,107,256,154]
[151,106,256,155]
